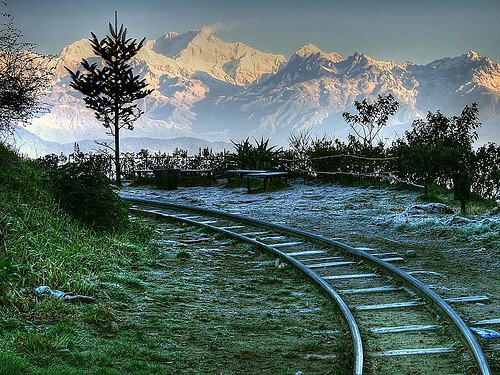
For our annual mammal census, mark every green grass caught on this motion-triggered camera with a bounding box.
[0,144,352,374]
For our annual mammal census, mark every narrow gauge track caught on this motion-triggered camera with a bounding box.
[125,196,491,375]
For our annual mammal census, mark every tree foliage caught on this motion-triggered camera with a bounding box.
[0,7,53,137]
[391,103,481,192]
[66,21,152,184]
[342,94,399,147]
[472,142,500,199]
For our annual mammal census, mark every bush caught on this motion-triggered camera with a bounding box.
[45,161,129,231]
[230,137,283,170]
[472,143,500,200]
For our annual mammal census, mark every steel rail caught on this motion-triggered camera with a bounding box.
[124,196,491,375]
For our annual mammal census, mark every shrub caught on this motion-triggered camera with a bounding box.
[230,137,283,170]
[472,142,500,200]
[390,103,480,194]
[45,161,129,232]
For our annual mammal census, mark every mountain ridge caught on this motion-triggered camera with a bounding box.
[16,29,500,156]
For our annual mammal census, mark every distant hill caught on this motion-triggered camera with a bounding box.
[11,126,232,157]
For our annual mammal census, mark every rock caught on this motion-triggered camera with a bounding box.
[405,250,417,258]
[110,321,119,333]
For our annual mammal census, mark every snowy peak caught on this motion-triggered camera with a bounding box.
[58,38,95,62]
[343,52,399,72]
[152,30,200,58]
[294,43,343,62]
[466,50,481,61]
[151,29,286,85]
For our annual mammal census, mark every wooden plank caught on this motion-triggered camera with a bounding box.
[287,250,327,257]
[373,347,455,357]
[370,325,441,334]
[300,256,345,262]
[198,220,218,225]
[269,241,302,248]
[339,285,401,295]
[240,231,269,236]
[488,344,500,352]
[258,236,287,241]
[323,273,379,280]
[218,225,246,230]
[444,296,489,304]
[355,300,425,311]
[470,318,500,326]
[380,257,405,263]
[308,261,355,269]
[354,247,377,252]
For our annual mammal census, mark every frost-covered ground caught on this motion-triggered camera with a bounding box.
[120,181,499,248]
[120,181,499,328]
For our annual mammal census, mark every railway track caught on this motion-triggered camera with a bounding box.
[124,196,493,375]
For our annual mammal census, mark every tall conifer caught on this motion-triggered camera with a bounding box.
[66,18,152,184]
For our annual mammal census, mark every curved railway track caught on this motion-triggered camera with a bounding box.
[124,196,492,375]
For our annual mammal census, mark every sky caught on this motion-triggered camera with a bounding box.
[6,0,500,65]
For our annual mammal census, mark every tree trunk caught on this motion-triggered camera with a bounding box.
[114,113,121,185]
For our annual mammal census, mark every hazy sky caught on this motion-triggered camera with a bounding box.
[6,0,500,64]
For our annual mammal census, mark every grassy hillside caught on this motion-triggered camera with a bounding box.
[0,144,156,373]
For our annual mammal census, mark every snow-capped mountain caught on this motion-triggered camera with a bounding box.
[16,29,500,156]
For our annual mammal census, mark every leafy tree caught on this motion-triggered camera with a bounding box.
[391,103,481,193]
[472,143,500,200]
[66,20,152,185]
[342,94,399,147]
[0,6,53,137]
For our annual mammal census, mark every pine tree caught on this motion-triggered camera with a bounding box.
[66,19,152,185]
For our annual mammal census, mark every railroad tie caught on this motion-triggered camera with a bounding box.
[286,250,327,257]
[307,260,356,269]
[338,285,401,295]
[471,318,500,326]
[355,300,425,311]
[373,347,455,357]
[370,324,442,334]
[268,241,303,248]
[444,296,489,304]
[322,273,380,280]
[218,225,246,230]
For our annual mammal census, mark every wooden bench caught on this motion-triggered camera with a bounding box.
[226,169,269,184]
[246,171,288,193]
